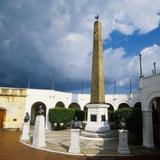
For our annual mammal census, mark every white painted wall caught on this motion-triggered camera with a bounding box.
[1,74,159,127]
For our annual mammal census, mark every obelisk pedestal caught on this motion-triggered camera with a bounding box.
[85,104,110,132]
[21,121,30,141]
[85,17,110,133]
[69,129,80,154]
[117,130,130,155]
[32,115,46,147]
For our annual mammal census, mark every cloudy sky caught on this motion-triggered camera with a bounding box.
[0,0,160,94]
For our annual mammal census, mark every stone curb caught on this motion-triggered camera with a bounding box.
[19,139,132,157]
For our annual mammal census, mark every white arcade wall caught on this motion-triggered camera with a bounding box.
[0,74,160,148]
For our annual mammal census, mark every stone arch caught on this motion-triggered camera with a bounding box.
[0,107,6,129]
[30,102,46,125]
[150,97,160,148]
[106,103,114,111]
[118,103,130,110]
[142,92,160,148]
[132,98,141,107]
[55,101,65,108]
[146,91,160,111]
[68,102,81,110]
[133,102,142,109]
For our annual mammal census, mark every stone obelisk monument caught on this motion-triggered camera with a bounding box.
[85,16,110,133]
[91,15,105,104]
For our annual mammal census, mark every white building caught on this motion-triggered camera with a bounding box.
[0,73,160,148]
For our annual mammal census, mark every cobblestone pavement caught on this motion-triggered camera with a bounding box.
[0,130,160,160]
[0,131,85,160]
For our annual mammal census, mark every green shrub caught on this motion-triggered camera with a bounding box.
[75,110,85,121]
[113,108,133,129]
[108,110,115,122]
[108,105,114,111]
[49,108,75,124]
[108,107,142,145]
[118,104,130,110]
[126,107,142,145]
[49,108,85,124]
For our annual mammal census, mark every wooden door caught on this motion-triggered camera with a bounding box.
[0,109,5,129]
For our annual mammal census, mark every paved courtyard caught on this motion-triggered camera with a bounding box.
[0,130,160,160]
[0,130,84,160]
[38,129,119,155]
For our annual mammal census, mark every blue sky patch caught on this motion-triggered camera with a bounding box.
[103,27,160,57]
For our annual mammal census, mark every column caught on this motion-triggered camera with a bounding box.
[142,111,154,148]
[45,109,51,130]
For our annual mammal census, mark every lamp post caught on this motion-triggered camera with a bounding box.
[129,79,132,94]
[114,80,117,94]
[139,54,144,78]
[153,62,156,75]
[81,80,84,94]
[27,73,31,88]
[67,78,70,92]
[51,75,55,90]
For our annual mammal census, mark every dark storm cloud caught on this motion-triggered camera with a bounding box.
[0,0,159,93]
[0,0,93,91]
[0,0,66,89]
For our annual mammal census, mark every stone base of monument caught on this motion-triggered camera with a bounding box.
[81,129,118,138]
[80,129,118,149]
[81,103,118,149]
[117,130,130,155]
[21,122,30,141]
[85,104,110,133]
[32,115,46,148]
[68,129,80,154]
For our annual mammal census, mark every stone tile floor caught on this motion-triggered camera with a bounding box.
[43,130,118,155]
[0,130,160,160]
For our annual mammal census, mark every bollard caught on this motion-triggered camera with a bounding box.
[21,121,30,141]
[69,129,80,154]
[117,129,130,155]
[32,115,46,147]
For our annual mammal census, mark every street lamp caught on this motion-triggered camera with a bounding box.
[27,73,31,88]
[114,80,117,94]
[51,74,55,90]
[139,54,144,78]
[81,80,84,94]
[153,62,156,75]
[66,78,70,92]
[129,79,132,94]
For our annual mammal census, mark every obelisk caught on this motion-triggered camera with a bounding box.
[91,16,105,104]
[85,16,110,133]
